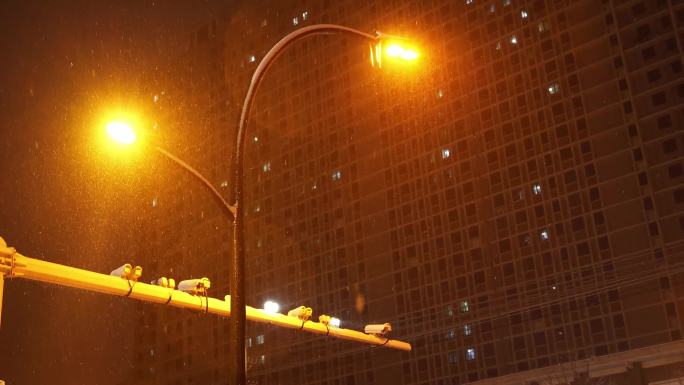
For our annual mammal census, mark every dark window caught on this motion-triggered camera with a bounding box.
[642,46,656,60]
[657,114,673,129]
[649,222,659,236]
[651,92,666,106]
[669,163,683,178]
[619,79,628,91]
[674,189,684,204]
[632,2,646,16]
[636,24,651,42]
[644,197,654,210]
[646,69,661,82]
[663,138,678,153]
[629,124,638,137]
[633,148,643,161]
[639,172,648,185]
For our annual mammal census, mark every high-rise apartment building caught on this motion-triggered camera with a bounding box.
[131,1,684,384]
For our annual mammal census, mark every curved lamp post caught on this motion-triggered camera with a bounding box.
[229,24,418,385]
[106,120,236,219]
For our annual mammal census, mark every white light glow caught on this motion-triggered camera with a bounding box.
[263,300,280,314]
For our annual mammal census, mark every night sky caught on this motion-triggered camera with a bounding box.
[0,2,228,383]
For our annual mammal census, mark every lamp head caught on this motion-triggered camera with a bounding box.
[106,120,137,145]
[370,32,421,68]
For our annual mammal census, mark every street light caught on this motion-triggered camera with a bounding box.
[103,118,236,219]
[106,121,137,145]
[229,24,420,385]
[262,300,280,314]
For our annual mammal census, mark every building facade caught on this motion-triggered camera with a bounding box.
[132,0,684,384]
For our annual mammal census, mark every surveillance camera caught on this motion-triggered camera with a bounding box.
[110,264,132,278]
[151,277,176,289]
[178,277,211,295]
[364,323,391,336]
[110,264,143,281]
[130,265,142,281]
[287,306,312,321]
[151,277,168,287]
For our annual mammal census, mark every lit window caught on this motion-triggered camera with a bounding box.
[446,305,454,317]
[510,35,518,44]
[548,83,559,94]
[460,300,470,313]
[465,0,473,4]
[256,334,265,345]
[150,348,155,357]
[442,148,451,159]
[263,162,271,172]
[540,229,550,240]
[437,89,444,98]
[220,180,228,188]
[521,10,528,19]
[489,4,496,12]
[332,170,342,181]
[253,136,259,142]
[532,183,542,195]
[152,196,158,207]
[254,204,261,213]
[463,324,472,336]
[503,0,511,5]
[517,190,525,200]
[448,351,458,363]
[259,355,266,364]
[260,19,268,27]
[495,41,502,50]
[292,16,299,26]
[311,183,317,191]
[302,11,309,20]
[246,337,252,348]
[466,348,476,360]
[153,94,159,103]
[446,329,455,339]
[248,55,256,63]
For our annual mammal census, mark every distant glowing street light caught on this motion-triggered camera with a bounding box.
[329,317,341,328]
[102,117,236,219]
[106,121,137,145]
[263,300,280,314]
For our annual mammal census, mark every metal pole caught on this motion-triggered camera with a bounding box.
[154,146,236,219]
[229,24,379,385]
